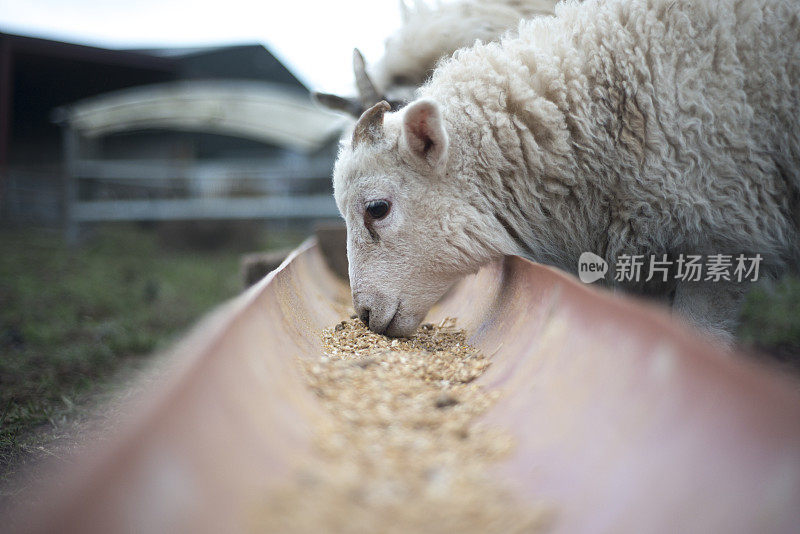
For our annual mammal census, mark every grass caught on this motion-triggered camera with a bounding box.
[0,224,305,506]
[738,275,800,369]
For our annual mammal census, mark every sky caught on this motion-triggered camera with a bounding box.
[0,0,405,94]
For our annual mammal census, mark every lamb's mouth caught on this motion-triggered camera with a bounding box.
[383,302,424,339]
[382,302,403,338]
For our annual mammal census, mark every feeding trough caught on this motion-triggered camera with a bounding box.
[8,239,800,533]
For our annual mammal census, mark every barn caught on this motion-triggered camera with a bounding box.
[0,32,345,230]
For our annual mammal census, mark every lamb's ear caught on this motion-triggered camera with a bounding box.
[400,99,448,172]
[311,91,363,118]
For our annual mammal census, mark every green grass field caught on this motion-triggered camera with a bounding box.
[0,224,798,509]
[738,275,800,369]
[0,224,305,505]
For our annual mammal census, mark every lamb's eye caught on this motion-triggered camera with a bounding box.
[365,200,390,220]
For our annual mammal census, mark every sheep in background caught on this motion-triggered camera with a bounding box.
[315,0,558,116]
[373,0,560,106]
[333,0,800,342]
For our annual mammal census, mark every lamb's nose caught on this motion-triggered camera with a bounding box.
[358,307,370,327]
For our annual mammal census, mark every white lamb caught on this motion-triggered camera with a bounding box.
[315,0,559,116]
[332,0,800,342]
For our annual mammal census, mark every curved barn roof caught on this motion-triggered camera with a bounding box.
[55,81,349,152]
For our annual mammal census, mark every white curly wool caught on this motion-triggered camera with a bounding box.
[373,0,559,104]
[334,0,800,341]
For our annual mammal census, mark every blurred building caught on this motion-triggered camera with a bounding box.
[0,31,345,228]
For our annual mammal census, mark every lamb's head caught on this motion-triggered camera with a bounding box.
[333,99,489,337]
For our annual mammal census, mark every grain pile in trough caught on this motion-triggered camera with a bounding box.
[253,317,551,533]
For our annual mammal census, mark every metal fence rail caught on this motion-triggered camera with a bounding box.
[55,80,346,242]
[61,127,340,242]
[72,159,335,183]
[72,195,339,222]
